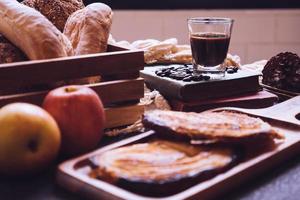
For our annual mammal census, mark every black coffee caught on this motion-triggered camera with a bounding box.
[190,32,230,67]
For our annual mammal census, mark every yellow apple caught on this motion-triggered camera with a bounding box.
[0,103,61,176]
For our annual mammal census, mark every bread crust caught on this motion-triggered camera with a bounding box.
[0,0,73,60]
[64,3,113,55]
[0,34,27,64]
[21,0,85,32]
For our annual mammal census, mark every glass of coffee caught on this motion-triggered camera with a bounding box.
[188,17,234,78]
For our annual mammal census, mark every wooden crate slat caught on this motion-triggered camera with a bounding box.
[101,71,140,81]
[0,47,144,89]
[0,79,144,107]
[104,104,144,128]
[107,45,128,52]
[92,78,144,105]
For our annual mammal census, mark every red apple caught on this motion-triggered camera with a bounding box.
[43,85,105,156]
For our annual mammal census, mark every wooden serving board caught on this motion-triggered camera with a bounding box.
[261,83,300,101]
[57,96,300,200]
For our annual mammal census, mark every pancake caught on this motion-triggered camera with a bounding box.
[89,140,237,196]
[142,110,282,142]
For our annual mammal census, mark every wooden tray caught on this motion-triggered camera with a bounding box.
[260,83,300,101]
[57,96,300,200]
[0,44,145,128]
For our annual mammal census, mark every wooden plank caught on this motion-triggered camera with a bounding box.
[0,78,144,107]
[0,72,141,96]
[107,44,128,52]
[93,78,144,105]
[0,45,144,89]
[101,71,140,82]
[104,104,144,129]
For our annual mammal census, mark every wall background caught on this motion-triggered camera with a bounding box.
[86,0,300,9]
[111,9,300,64]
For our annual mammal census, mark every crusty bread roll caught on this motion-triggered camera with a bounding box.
[64,3,113,55]
[0,34,28,64]
[0,0,74,60]
[22,0,85,32]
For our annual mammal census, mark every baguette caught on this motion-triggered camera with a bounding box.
[64,3,113,55]
[0,0,73,60]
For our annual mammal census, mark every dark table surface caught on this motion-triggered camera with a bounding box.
[1,145,300,200]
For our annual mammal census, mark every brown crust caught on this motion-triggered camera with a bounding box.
[0,0,74,60]
[0,34,27,64]
[22,0,84,31]
[142,110,283,142]
[63,3,113,55]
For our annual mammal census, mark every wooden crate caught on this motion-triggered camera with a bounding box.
[0,45,145,128]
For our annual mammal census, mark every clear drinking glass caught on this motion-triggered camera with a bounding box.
[188,17,234,78]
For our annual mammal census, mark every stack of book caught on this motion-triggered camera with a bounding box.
[141,65,278,112]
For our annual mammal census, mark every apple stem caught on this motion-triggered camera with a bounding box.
[65,87,78,93]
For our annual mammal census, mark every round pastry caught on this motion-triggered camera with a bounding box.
[0,34,28,64]
[262,52,300,93]
[21,0,84,31]
[64,3,113,55]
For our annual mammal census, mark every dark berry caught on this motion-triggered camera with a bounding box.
[192,75,203,81]
[183,77,192,82]
[203,75,211,80]
[227,69,235,74]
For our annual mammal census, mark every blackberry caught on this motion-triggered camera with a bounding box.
[262,52,300,93]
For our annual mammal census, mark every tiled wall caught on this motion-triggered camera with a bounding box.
[111,9,300,64]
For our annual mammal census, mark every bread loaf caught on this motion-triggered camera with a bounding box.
[64,3,113,55]
[21,0,85,32]
[0,0,74,60]
[0,34,28,64]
